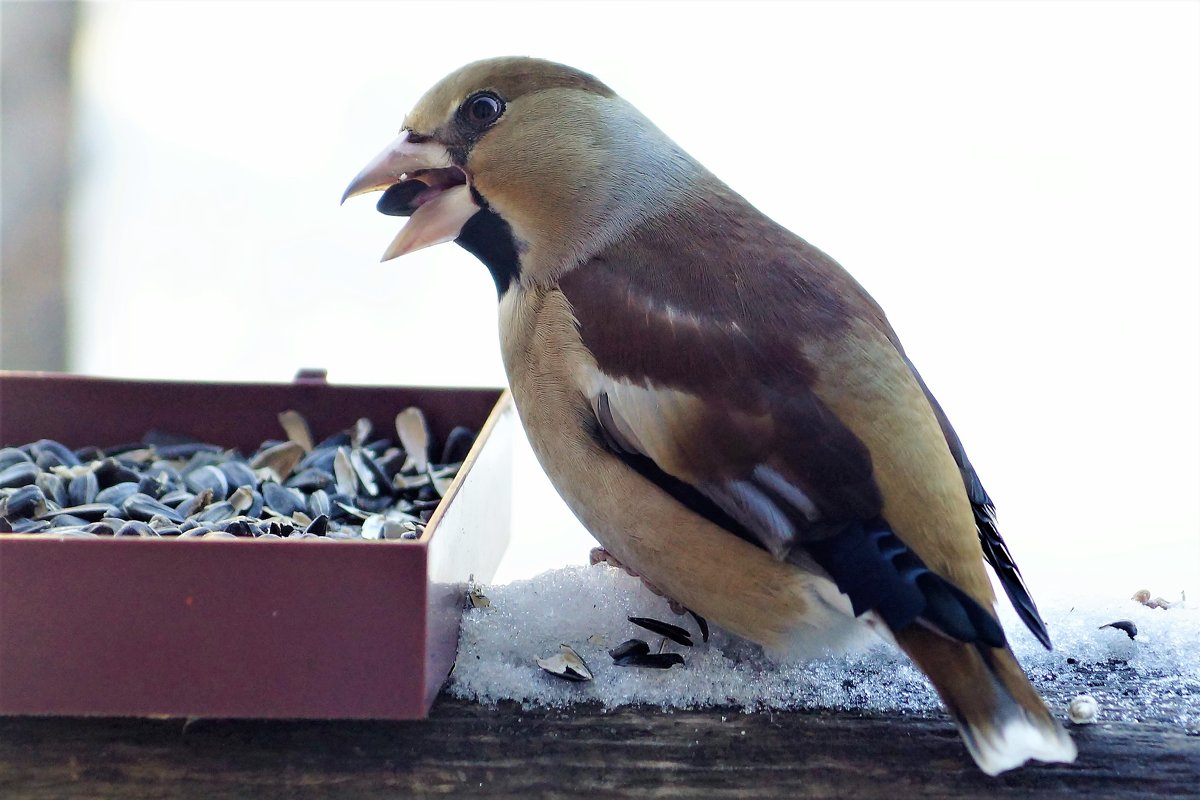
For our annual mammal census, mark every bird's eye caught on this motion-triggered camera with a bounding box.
[462,92,504,128]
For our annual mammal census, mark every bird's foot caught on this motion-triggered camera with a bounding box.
[589,547,687,615]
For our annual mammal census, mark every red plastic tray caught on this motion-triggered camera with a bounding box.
[0,372,514,719]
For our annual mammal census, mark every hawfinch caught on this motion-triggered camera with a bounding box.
[343,57,1076,775]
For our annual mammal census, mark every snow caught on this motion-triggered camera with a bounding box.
[450,564,1199,729]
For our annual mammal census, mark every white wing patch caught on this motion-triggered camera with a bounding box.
[577,363,825,561]
[753,465,821,522]
[700,479,796,559]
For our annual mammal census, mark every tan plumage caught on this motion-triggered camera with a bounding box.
[343,57,1076,774]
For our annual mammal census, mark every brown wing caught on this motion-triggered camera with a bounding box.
[558,182,1004,644]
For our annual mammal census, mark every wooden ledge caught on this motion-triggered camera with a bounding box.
[0,696,1195,798]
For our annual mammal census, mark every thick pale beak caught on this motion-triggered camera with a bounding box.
[342,131,480,262]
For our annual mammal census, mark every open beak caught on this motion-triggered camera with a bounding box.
[342,131,480,261]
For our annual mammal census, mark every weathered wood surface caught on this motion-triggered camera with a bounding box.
[0,696,1196,799]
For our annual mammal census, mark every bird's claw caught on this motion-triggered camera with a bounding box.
[589,547,687,615]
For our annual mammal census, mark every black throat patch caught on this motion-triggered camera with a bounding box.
[455,201,521,297]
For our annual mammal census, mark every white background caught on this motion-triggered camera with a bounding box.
[67,1,1198,597]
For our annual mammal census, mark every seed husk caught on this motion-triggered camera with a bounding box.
[177,488,213,518]
[228,486,255,514]
[536,644,593,682]
[333,448,357,496]
[277,409,315,452]
[395,408,430,473]
[249,441,304,483]
[350,449,383,497]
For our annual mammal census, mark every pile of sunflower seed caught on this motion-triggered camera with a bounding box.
[0,408,476,541]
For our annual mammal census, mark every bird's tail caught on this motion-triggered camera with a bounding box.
[895,626,1077,775]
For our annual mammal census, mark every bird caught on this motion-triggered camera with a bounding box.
[342,56,1077,775]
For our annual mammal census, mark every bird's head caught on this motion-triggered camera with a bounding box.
[342,57,701,292]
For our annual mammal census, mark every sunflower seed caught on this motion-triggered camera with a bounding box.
[611,652,685,670]
[2,485,47,518]
[287,467,334,493]
[124,493,183,524]
[0,462,40,489]
[116,520,158,537]
[0,448,33,470]
[222,519,255,537]
[307,488,331,518]
[38,472,70,506]
[94,481,138,506]
[136,472,170,499]
[31,439,80,469]
[184,465,229,501]
[2,408,473,544]
[218,460,257,491]
[154,442,224,460]
[160,489,193,506]
[51,514,92,528]
[608,639,651,664]
[1100,620,1138,640]
[628,616,693,647]
[40,504,119,523]
[441,426,476,465]
[66,471,99,506]
[196,501,236,523]
[263,482,305,516]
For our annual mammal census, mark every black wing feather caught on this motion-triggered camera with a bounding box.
[902,357,1053,650]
